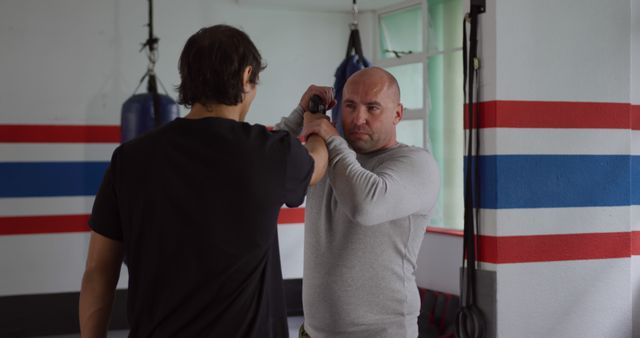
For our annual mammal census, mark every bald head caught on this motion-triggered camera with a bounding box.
[340,67,404,153]
[344,67,401,104]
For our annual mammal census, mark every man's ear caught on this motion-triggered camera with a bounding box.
[393,103,404,125]
[242,66,253,89]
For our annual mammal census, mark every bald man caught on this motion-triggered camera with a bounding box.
[276,67,440,338]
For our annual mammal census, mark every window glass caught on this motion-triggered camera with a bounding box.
[385,63,423,109]
[426,0,464,229]
[427,0,463,54]
[397,119,424,148]
[377,0,464,229]
[379,6,423,59]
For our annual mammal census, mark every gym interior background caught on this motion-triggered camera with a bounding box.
[1,0,639,337]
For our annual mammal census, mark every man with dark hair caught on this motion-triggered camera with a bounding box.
[80,25,328,337]
[278,67,440,337]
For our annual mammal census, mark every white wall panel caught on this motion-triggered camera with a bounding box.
[481,206,632,237]
[0,233,129,296]
[415,232,462,295]
[277,224,304,279]
[497,259,632,338]
[632,0,639,105]
[0,0,352,126]
[495,0,631,102]
[632,256,640,338]
[484,128,631,156]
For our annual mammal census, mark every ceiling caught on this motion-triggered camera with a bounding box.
[235,0,408,12]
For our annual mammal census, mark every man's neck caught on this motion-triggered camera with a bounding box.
[185,102,244,121]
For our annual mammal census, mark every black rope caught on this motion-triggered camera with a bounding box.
[456,3,486,338]
[140,0,162,127]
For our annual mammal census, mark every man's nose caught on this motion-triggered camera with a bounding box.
[352,107,367,125]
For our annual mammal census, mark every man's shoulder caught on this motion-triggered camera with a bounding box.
[381,144,433,162]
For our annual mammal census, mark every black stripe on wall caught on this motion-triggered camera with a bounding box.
[0,279,303,337]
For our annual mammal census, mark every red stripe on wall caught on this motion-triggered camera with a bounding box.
[0,125,120,143]
[632,105,640,130]
[0,208,305,236]
[464,101,632,129]
[479,232,631,264]
[278,208,305,224]
[632,231,640,256]
[0,215,90,235]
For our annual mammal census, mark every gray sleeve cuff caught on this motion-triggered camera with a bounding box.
[273,106,305,135]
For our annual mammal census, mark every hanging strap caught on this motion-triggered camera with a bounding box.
[345,0,365,62]
[345,29,365,63]
[456,2,486,338]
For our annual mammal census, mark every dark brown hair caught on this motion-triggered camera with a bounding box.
[177,25,266,107]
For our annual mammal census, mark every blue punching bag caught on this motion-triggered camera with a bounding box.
[120,86,179,143]
[121,0,179,143]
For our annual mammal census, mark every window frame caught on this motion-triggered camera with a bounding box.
[374,0,466,230]
[374,0,429,147]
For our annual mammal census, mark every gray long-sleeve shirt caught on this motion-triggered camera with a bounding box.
[276,107,440,338]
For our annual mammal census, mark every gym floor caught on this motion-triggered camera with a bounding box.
[36,316,304,338]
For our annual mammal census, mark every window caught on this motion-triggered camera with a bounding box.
[375,0,464,229]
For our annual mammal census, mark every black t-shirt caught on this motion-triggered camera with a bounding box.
[89,117,314,338]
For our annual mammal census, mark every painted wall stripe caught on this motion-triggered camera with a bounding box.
[3,154,632,205]
[464,101,632,129]
[632,105,640,130]
[479,232,631,264]
[0,197,95,217]
[0,208,306,236]
[0,125,120,143]
[0,144,117,162]
[633,156,640,205]
[0,215,90,235]
[472,155,631,209]
[481,206,632,237]
[481,128,630,155]
[0,162,108,198]
[633,231,640,256]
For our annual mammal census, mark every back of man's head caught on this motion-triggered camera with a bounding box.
[177,25,266,108]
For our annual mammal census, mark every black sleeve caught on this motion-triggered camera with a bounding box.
[88,147,123,241]
[283,134,314,208]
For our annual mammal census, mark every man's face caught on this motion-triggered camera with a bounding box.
[341,74,402,154]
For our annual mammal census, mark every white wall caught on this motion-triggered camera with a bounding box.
[484,0,635,337]
[631,0,640,336]
[416,232,462,295]
[0,0,351,126]
[495,0,630,103]
[0,0,352,296]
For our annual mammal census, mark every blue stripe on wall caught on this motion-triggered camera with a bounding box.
[0,162,109,198]
[632,156,640,205]
[466,155,632,209]
[1,155,636,205]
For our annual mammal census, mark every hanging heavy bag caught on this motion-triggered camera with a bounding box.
[120,91,179,143]
[120,0,179,143]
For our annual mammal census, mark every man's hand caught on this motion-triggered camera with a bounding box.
[299,85,336,112]
[302,112,339,141]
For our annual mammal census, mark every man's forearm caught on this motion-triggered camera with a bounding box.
[305,134,328,186]
[79,269,119,338]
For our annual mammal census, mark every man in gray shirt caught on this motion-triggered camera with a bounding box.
[277,67,440,338]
